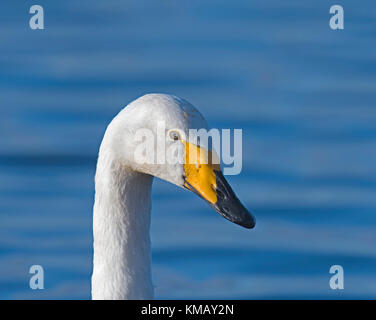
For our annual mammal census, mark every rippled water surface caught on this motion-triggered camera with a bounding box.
[0,0,375,299]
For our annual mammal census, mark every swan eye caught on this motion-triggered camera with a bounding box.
[169,131,180,141]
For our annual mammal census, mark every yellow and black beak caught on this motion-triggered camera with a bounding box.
[182,141,255,229]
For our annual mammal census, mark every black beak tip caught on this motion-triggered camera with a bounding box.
[242,216,256,229]
[211,170,256,230]
[236,210,256,229]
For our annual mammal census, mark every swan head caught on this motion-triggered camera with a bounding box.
[103,93,255,229]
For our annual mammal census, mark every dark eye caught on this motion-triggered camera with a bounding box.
[169,131,180,141]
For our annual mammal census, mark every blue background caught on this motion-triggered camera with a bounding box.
[0,0,375,299]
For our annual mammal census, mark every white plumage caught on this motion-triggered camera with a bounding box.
[91,93,255,300]
[91,94,208,299]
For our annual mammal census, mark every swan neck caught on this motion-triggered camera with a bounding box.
[92,153,154,299]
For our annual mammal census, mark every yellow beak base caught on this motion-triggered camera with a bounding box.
[182,140,255,229]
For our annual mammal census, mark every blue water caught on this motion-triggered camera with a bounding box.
[0,0,376,299]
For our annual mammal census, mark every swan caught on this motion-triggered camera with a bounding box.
[91,93,255,300]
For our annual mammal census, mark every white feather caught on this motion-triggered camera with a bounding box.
[91,94,207,299]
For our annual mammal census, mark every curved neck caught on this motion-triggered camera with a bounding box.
[91,150,154,299]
